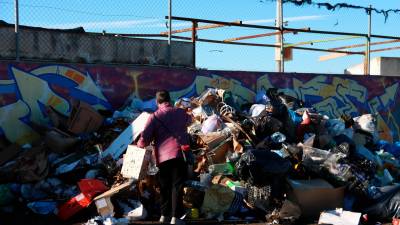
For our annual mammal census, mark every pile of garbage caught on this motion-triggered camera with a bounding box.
[1,88,400,225]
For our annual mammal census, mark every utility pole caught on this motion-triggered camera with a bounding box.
[15,0,19,61]
[168,0,172,67]
[275,0,284,72]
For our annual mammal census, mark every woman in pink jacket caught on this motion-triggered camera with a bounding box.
[138,90,192,225]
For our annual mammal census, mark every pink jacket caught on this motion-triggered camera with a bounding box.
[137,102,192,165]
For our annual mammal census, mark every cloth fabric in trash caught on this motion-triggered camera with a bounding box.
[201,114,222,134]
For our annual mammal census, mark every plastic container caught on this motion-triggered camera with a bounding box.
[271,132,286,143]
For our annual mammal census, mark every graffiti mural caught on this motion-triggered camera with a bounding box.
[257,74,400,142]
[0,61,399,144]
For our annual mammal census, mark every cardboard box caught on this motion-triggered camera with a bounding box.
[102,112,150,160]
[93,180,133,217]
[121,145,151,180]
[287,179,345,217]
[67,101,104,135]
[199,132,232,164]
[95,196,114,217]
[198,132,228,150]
[44,129,79,153]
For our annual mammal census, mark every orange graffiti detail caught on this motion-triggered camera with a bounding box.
[65,70,85,84]
[47,95,62,108]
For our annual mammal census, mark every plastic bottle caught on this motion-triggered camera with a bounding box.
[185,181,207,191]
[271,132,286,143]
[190,208,199,219]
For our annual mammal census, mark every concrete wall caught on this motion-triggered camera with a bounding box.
[1,61,400,145]
[380,57,400,76]
[344,57,381,75]
[0,26,194,67]
[345,57,400,76]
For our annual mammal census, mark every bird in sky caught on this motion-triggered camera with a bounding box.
[334,19,339,26]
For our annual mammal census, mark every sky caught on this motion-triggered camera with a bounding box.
[0,0,400,74]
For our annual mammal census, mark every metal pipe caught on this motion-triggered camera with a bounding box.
[169,16,400,40]
[192,21,197,68]
[224,28,308,43]
[168,0,172,67]
[329,39,400,51]
[279,0,284,73]
[161,21,239,35]
[366,5,372,75]
[168,35,364,54]
[14,0,19,61]
[275,0,281,72]
[167,16,277,30]
[285,36,361,47]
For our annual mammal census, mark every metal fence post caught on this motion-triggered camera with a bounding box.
[279,1,284,73]
[168,0,172,67]
[275,0,284,73]
[191,21,197,68]
[366,5,372,75]
[14,0,20,61]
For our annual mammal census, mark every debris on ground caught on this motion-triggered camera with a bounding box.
[1,89,399,225]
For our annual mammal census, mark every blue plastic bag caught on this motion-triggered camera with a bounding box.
[27,201,57,215]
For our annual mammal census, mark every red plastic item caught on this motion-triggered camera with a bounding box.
[78,179,109,199]
[301,111,311,125]
[57,193,92,220]
[181,145,190,151]
[57,179,109,220]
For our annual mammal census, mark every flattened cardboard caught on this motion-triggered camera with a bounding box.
[94,180,133,200]
[102,112,150,160]
[44,129,79,153]
[287,179,344,217]
[67,101,104,135]
[318,208,361,225]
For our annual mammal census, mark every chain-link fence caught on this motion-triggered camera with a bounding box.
[1,0,400,73]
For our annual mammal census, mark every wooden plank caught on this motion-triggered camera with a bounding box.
[319,53,349,61]
[93,180,133,200]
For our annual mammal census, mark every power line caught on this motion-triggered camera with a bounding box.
[263,0,400,22]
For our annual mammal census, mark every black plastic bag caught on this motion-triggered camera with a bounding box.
[278,93,304,110]
[236,149,291,187]
[252,111,282,142]
[363,185,400,220]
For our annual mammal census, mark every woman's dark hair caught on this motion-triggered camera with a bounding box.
[156,90,171,104]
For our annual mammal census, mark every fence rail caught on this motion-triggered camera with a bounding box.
[1,0,400,74]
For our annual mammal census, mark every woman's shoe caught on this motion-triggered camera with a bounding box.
[159,215,170,223]
[170,217,185,225]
